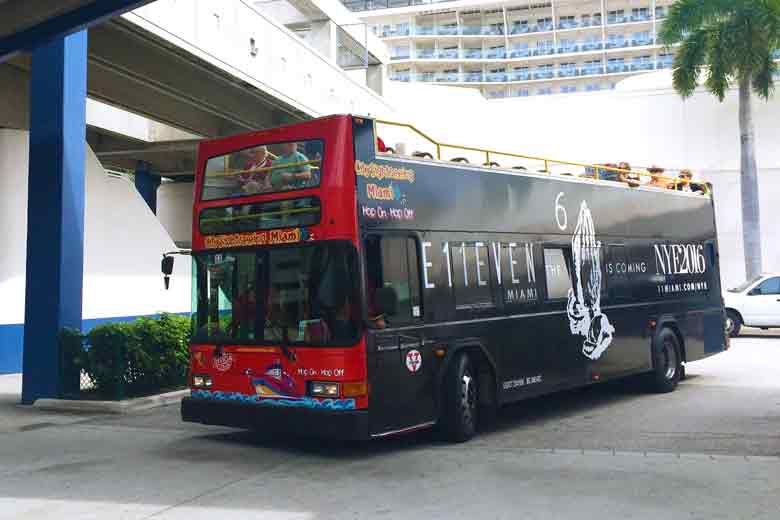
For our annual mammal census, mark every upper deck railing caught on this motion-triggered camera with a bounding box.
[374,120,710,196]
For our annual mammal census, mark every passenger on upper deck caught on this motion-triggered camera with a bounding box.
[617,162,641,188]
[239,145,272,194]
[676,169,694,192]
[271,142,313,190]
[647,165,671,189]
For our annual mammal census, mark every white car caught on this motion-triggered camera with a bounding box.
[723,273,780,337]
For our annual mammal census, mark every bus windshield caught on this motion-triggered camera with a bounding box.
[201,139,323,201]
[191,242,360,346]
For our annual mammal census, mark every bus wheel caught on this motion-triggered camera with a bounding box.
[443,352,478,442]
[649,328,682,393]
[725,310,742,337]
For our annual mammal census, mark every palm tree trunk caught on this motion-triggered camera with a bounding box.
[738,75,763,280]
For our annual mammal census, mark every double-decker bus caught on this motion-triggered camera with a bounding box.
[177,114,727,441]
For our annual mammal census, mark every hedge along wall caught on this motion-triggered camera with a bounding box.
[61,313,191,400]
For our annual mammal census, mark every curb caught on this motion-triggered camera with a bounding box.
[33,389,189,415]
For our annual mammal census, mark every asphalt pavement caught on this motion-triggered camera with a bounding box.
[1,332,778,519]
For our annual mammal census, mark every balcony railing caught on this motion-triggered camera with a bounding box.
[437,26,459,35]
[486,90,507,99]
[416,49,436,59]
[461,26,482,35]
[533,22,555,32]
[631,38,655,46]
[381,16,665,40]
[510,71,531,81]
[390,53,411,60]
[631,13,653,22]
[533,70,555,80]
[509,48,531,58]
[416,73,436,82]
[606,63,630,73]
[436,72,460,82]
[605,39,629,49]
[581,41,604,51]
[656,59,674,69]
[607,15,628,24]
[532,47,557,56]
[463,72,484,82]
[462,49,483,59]
[580,66,606,76]
[485,72,509,82]
[558,68,578,78]
[390,74,411,82]
[482,26,505,35]
[630,62,655,71]
[558,44,580,54]
[380,27,410,37]
[438,49,459,59]
[558,20,579,30]
[486,49,507,59]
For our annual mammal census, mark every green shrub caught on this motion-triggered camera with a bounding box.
[62,313,191,399]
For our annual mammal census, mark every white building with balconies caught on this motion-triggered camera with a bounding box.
[341,0,680,98]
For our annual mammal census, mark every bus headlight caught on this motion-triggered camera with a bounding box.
[309,382,340,397]
[192,374,212,388]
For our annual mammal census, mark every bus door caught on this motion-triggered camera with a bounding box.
[364,234,435,434]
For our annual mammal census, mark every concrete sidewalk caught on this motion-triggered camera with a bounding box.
[0,374,103,434]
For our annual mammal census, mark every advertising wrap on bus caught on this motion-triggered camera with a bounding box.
[180,115,726,441]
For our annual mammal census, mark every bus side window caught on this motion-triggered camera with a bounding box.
[451,242,494,311]
[365,235,422,324]
[543,247,572,300]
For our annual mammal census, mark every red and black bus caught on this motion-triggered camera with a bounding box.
[178,114,727,441]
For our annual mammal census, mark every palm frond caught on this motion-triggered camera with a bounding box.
[659,0,737,45]
[752,51,777,99]
[672,28,709,98]
[705,22,737,101]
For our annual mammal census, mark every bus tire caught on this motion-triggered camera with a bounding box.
[442,352,478,442]
[725,310,742,337]
[648,328,682,393]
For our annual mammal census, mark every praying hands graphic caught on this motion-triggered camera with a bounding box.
[566,201,615,360]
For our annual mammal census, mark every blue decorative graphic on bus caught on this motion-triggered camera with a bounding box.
[191,390,356,410]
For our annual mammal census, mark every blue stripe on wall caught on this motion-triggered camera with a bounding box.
[0,313,189,375]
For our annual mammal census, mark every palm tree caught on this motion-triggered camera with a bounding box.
[659,0,780,280]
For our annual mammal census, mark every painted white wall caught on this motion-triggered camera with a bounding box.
[379,72,780,287]
[157,182,195,248]
[126,0,395,120]
[0,130,191,326]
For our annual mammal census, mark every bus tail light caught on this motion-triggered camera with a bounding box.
[342,381,368,398]
[310,382,340,398]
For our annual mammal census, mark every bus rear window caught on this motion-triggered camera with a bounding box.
[202,139,323,201]
[199,197,321,235]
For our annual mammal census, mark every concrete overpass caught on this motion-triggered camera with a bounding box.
[0,0,396,401]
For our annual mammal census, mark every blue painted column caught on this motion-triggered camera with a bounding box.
[134,161,160,214]
[21,31,87,404]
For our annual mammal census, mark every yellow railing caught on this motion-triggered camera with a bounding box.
[209,159,322,179]
[374,119,709,195]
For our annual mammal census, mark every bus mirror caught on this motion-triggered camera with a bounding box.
[162,255,174,290]
[374,287,399,316]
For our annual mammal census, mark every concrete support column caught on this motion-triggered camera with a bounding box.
[21,31,87,404]
[134,161,160,214]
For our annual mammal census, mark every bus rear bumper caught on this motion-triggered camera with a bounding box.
[181,397,370,440]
